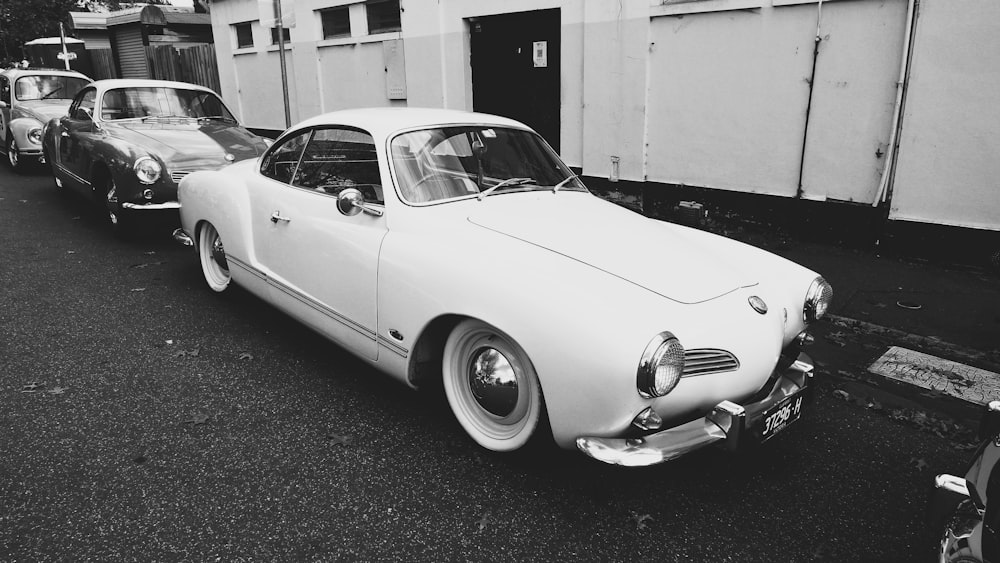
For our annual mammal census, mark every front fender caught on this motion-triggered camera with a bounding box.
[8,117,44,149]
[379,223,788,449]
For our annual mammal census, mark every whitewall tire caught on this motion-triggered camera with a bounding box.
[443,319,544,452]
[198,222,231,292]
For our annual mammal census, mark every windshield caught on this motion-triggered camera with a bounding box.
[14,75,90,101]
[391,126,586,204]
[100,87,236,122]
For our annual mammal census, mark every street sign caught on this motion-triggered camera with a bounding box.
[56,52,77,61]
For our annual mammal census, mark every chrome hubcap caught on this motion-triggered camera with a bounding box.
[468,347,518,417]
[211,236,228,271]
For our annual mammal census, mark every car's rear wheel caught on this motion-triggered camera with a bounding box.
[443,319,544,451]
[198,222,231,292]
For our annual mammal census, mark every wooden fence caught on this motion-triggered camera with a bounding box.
[145,44,221,93]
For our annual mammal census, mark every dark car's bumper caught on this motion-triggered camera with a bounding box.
[576,353,814,466]
[122,201,181,210]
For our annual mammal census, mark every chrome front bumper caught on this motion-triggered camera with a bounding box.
[122,201,181,210]
[576,353,814,466]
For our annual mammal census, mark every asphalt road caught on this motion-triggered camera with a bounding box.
[0,162,971,561]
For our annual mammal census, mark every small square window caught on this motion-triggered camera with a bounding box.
[366,0,401,34]
[234,22,253,49]
[321,6,351,39]
[270,26,291,45]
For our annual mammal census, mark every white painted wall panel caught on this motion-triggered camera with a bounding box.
[890,0,1000,231]
[645,8,814,196]
[800,0,907,203]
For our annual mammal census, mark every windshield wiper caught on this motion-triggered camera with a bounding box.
[552,174,580,193]
[40,87,63,100]
[477,177,535,201]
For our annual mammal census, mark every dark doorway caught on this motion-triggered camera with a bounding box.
[470,9,561,153]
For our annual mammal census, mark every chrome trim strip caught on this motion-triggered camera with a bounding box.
[226,255,267,283]
[377,334,408,358]
[225,255,383,350]
[54,163,90,187]
[267,275,377,342]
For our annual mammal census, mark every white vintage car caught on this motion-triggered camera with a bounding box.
[174,108,832,466]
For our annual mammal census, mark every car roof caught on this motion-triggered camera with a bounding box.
[290,107,533,140]
[1,68,91,80]
[89,78,217,93]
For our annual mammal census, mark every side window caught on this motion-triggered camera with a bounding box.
[291,127,383,204]
[76,90,96,120]
[260,130,311,183]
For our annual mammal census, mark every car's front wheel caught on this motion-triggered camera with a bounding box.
[6,135,24,173]
[443,319,545,452]
[198,222,231,292]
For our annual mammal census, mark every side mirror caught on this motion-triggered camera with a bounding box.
[337,187,383,217]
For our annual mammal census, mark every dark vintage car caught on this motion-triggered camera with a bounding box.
[41,78,270,236]
[931,400,1000,562]
[0,67,92,172]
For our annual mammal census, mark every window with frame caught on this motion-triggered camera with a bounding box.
[366,0,401,34]
[270,26,291,45]
[70,88,96,120]
[261,130,310,184]
[292,128,383,204]
[320,6,351,39]
[234,22,253,48]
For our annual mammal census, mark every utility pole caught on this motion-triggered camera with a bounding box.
[274,0,290,128]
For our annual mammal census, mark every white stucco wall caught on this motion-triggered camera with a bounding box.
[890,0,1000,231]
[206,0,996,230]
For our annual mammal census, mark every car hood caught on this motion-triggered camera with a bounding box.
[12,100,72,123]
[105,121,267,168]
[466,193,758,304]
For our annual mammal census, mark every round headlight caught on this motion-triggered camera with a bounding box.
[637,332,685,398]
[804,276,834,323]
[27,127,42,145]
[134,156,162,185]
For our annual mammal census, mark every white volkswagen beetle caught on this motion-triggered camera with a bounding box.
[175,108,832,466]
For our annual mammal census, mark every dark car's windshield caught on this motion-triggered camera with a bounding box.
[14,75,90,101]
[391,126,585,204]
[100,87,236,122]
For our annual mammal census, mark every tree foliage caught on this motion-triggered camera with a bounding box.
[0,0,171,63]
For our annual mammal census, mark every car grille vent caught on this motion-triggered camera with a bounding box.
[170,170,192,183]
[683,349,740,377]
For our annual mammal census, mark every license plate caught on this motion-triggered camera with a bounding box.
[761,391,804,442]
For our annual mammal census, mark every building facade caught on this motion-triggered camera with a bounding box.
[206,0,999,232]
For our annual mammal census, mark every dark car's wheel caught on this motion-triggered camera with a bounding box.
[443,319,545,451]
[6,135,24,173]
[198,222,231,292]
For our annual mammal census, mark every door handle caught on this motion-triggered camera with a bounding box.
[60,132,70,137]
[270,211,291,223]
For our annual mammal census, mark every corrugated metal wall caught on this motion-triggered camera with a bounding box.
[114,26,148,79]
